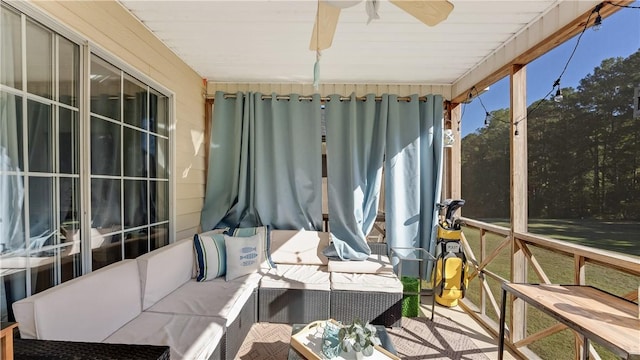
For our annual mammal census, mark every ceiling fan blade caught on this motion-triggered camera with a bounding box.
[389,0,454,27]
[309,1,341,51]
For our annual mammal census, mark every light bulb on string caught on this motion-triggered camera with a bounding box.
[552,78,563,103]
[593,15,602,30]
[554,87,563,102]
[593,13,602,31]
[484,112,490,126]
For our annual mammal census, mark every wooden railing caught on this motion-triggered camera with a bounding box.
[457,217,640,360]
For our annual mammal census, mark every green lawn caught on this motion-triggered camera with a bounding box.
[486,218,640,256]
[461,219,639,360]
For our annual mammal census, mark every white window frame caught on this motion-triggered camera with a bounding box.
[1,0,176,284]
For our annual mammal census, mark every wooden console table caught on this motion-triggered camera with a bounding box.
[498,283,640,360]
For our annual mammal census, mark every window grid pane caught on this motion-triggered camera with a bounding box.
[89,54,171,268]
[0,5,23,90]
[58,36,79,107]
[58,108,79,174]
[90,116,121,176]
[26,19,53,99]
[90,56,121,121]
[123,74,147,129]
[27,100,53,173]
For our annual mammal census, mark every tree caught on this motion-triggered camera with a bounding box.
[462,50,640,220]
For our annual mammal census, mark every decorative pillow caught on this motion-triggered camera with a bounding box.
[230,226,276,269]
[224,233,264,281]
[193,233,226,282]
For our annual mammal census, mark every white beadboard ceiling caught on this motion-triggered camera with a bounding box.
[118,0,569,85]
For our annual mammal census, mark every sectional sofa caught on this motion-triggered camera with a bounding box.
[13,229,403,360]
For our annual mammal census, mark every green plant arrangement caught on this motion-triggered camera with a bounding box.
[338,319,381,357]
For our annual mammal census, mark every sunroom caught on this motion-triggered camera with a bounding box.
[0,0,638,359]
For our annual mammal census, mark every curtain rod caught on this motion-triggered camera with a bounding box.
[206,93,428,102]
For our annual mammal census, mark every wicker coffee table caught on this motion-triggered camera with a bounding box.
[288,323,397,360]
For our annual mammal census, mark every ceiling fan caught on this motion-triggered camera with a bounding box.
[310,0,454,51]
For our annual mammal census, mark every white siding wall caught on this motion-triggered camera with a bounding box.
[28,0,206,240]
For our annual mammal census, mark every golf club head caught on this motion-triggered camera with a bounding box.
[445,199,465,224]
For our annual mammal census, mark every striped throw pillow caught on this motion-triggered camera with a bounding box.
[193,233,226,281]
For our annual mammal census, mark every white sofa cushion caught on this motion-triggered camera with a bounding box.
[105,312,225,360]
[260,264,331,291]
[330,271,403,293]
[327,254,394,274]
[137,238,193,310]
[12,260,142,342]
[146,274,262,326]
[270,230,330,265]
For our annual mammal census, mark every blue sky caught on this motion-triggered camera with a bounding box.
[461,1,640,137]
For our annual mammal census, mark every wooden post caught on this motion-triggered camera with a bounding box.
[574,254,586,285]
[449,102,462,201]
[509,64,528,343]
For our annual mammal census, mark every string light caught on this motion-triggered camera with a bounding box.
[592,2,604,31]
[602,1,640,9]
[472,86,493,126]
[593,13,603,31]
[554,88,563,102]
[553,79,563,102]
[592,1,640,35]
[460,1,640,137]
[526,2,604,120]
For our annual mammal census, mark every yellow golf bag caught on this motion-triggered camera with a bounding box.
[432,199,468,307]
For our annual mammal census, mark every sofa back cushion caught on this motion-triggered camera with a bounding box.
[12,260,142,342]
[137,238,193,310]
[270,230,330,265]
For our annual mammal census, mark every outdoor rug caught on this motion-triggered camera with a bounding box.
[235,317,490,359]
[386,317,490,359]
